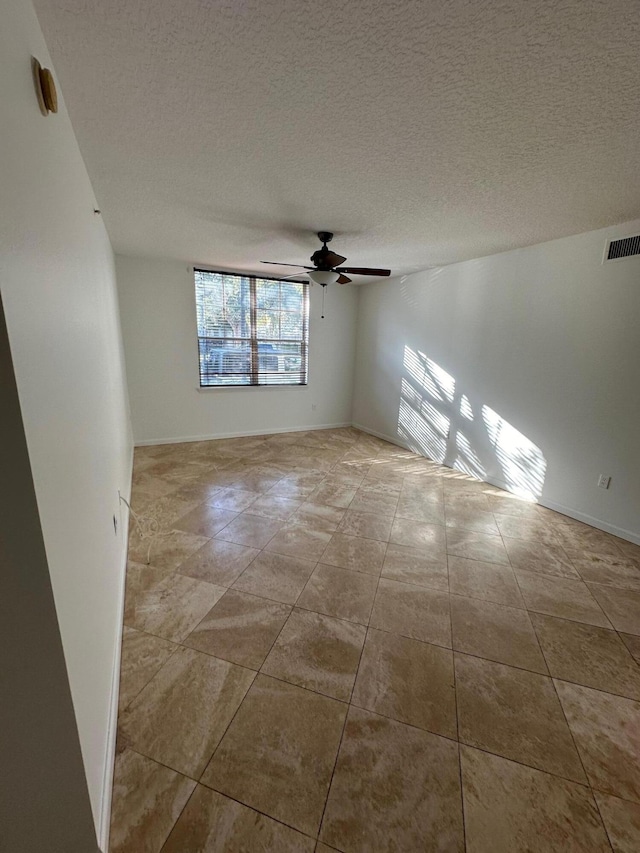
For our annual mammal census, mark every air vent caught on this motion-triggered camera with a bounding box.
[605,235,640,261]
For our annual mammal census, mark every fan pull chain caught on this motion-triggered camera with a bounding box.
[321,285,325,319]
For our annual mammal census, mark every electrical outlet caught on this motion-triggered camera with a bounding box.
[597,474,611,490]
[311,404,317,411]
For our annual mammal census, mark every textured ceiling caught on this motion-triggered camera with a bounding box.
[34,0,640,280]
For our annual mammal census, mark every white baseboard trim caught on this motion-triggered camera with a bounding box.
[97,448,133,852]
[352,423,640,546]
[134,422,353,447]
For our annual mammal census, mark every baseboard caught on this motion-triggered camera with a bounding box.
[97,447,133,852]
[351,422,412,451]
[352,423,640,546]
[134,422,353,447]
[532,498,640,546]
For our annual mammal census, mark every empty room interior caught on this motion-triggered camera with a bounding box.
[3,1,640,851]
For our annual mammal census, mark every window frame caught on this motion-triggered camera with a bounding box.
[193,267,310,389]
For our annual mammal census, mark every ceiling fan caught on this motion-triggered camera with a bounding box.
[262,231,391,285]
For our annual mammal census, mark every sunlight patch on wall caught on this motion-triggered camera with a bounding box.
[398,346,546,499]
[460,394,474,421]
[403,347,455,403]
[482,405,546,500]
[455,431,486,480]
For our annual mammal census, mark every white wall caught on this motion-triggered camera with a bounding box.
[116,255,359,444]
[1,0,133,846]
[353,221,640,542]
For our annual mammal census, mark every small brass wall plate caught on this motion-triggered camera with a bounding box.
[32,57,58,115]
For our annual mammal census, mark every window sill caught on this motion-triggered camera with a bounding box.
[197,384,308,392]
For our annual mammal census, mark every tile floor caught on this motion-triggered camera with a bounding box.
[111,427,640,852]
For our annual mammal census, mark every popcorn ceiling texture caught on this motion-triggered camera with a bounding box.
[34,0,640,275]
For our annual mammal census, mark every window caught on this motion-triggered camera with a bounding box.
[194,269,309,387]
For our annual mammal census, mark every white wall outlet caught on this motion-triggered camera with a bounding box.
[597,474,611,490]
[311,403,317,411]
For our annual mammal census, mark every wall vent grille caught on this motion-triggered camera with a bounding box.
[606,235,640,261]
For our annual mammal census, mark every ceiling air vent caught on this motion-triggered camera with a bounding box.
[604,234,640,262]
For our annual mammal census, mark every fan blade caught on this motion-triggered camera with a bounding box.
[324,251,347,267]
[282,273,309,281]
[335,267,391,276]
[261,261,314,269]
[337,274,352,284]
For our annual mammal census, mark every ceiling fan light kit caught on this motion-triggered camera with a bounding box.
[308,269,340,285]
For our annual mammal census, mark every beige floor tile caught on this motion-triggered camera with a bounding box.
[515,570,611,627]
[162,785,315,852]
[555,680,640,803]
[337,509,393,541]
[587,584,640,634]
[233,550,317,604]
[287,502,346,533]
[445,507,500,536]
[395,494,446,524]
[119,647,255,778]
[320,706,464,853]
[531,613,640,700]
[390,517,447,555]
[552,525,625,557]
[503,538,579,579]
[207,487,260,512]
[494,514,561,546]
[267,477,320,500]
[109,748,196,853]
[118,627,177,712]
[446,528,510,565]
[564,548,640,590]
[123,562,175,625]
[370,578,452,647]
[128,529,210,572]
[451,596,547,673]
[229,472,285,493]
[125,571,225,642]
[460,745,611,853]
[266,524,333,561]
[321,533,387,575]
[349,488,399,516]
[262,609,366,701]
[352,628,456,737]
[382,543,449,591]
[621,632,640,664]
[594,792,640,853]
[616,539,640,562]
[455,654,586,783]
[172,503,238,538]
[177,538,259,586]
[360,476,404,495]
[445,492,492,513]
[297,562,378,624]
[245,493,301,521]
[184,589,291,670]
[134,491,205,531]
[214,512,282,548]
[202,674,347,836]
[448,555,524,608]
[307,480,358,509]
[486,495,541,518]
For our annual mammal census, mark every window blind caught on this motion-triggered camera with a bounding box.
[194,269,309,387]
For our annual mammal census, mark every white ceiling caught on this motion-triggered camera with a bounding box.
[35,0,640,281]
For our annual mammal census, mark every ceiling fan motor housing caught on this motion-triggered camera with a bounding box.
[311,231,335,269]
